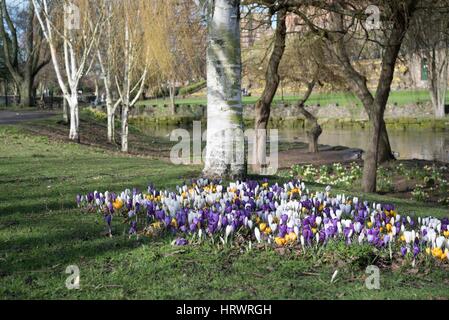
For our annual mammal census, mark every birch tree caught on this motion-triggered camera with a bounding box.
[113,0,148,153]
[202,0,246,179]
[32,0,105,141]
[95,1,120,143]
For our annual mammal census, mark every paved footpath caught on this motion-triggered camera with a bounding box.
[0,110,57,124]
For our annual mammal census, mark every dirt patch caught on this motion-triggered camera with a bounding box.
[21,117,173,161]
[278,146,363,169]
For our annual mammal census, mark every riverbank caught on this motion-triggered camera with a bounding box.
[138,89,443,108]
[123,100,449,131]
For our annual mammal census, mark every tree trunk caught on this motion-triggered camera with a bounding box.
[203,0,245,179]
[429,48,448,119]
[362,112,382,192]
[298,102,322,154]
[107,111,114,143]
[360,0,417,192]
[377,118,394,163]
[68,94,79,142]
[62,98,68,124]
[307,122,322,153]
[107,104,115,144]
[121,103,129,153]
[253,9,287,174]
[18,76,34,107]
[169,82,176,115]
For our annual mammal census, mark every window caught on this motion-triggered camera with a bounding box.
[421,58,428,81]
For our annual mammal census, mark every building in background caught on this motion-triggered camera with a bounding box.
[240,12,273,48]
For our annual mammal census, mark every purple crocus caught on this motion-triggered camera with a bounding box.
[401,246,408,257]
[175,238,188,246]
[413,245,420,257]
[129,221,137,235]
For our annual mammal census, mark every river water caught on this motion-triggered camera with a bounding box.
[139,124,449,163]
[279,128,449,163]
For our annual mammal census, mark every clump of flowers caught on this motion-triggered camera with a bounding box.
[291,162,449,205]
[77,179,449,262]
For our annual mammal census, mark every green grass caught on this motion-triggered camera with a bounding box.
[138,89,440,107]
[1,124,449,300]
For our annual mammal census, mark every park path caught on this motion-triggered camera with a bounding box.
[0,110,57,124]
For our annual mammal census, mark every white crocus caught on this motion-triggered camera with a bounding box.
[436,236,446,249]
[404,231,413,244]
[254,227,261,243]
[358,232,365,244]
[224,225,233,244]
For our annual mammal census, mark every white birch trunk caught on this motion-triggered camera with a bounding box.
[33,0,103,142]
[203,0,245,179]
[121,19,131,153]
[62,98,68,124]
[68,93,79,141]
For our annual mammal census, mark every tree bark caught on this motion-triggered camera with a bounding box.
[295,80,321,153]
[203,0,246,179]
[429,47,448,118]
[324,2,417,192]
[361,0,418,192]
[62,98,68,124]
[121,103,129,152]
[0,0,49,107]
[253,9,287,174]
[107,111,115,143]
[18,77,34,107]
[169,81,176,115]
[68,95,80,142]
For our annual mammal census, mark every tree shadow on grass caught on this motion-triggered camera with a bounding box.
[0,220,166,275]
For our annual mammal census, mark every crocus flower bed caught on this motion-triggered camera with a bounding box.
[77,179,449,263]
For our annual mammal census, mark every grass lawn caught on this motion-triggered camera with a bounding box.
[138,89,439,107]
[0,124,448,300]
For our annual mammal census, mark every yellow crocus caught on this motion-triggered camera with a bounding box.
[432,248,444,259]
[367,222,373,228]
[259,223,267,232]
[113,199,123,210]
[264,227,272,235]
[275,237,287,246]
[286,232,298,243]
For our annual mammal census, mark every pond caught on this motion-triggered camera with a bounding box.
[279,128,449,163]
[138,124,449,163]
